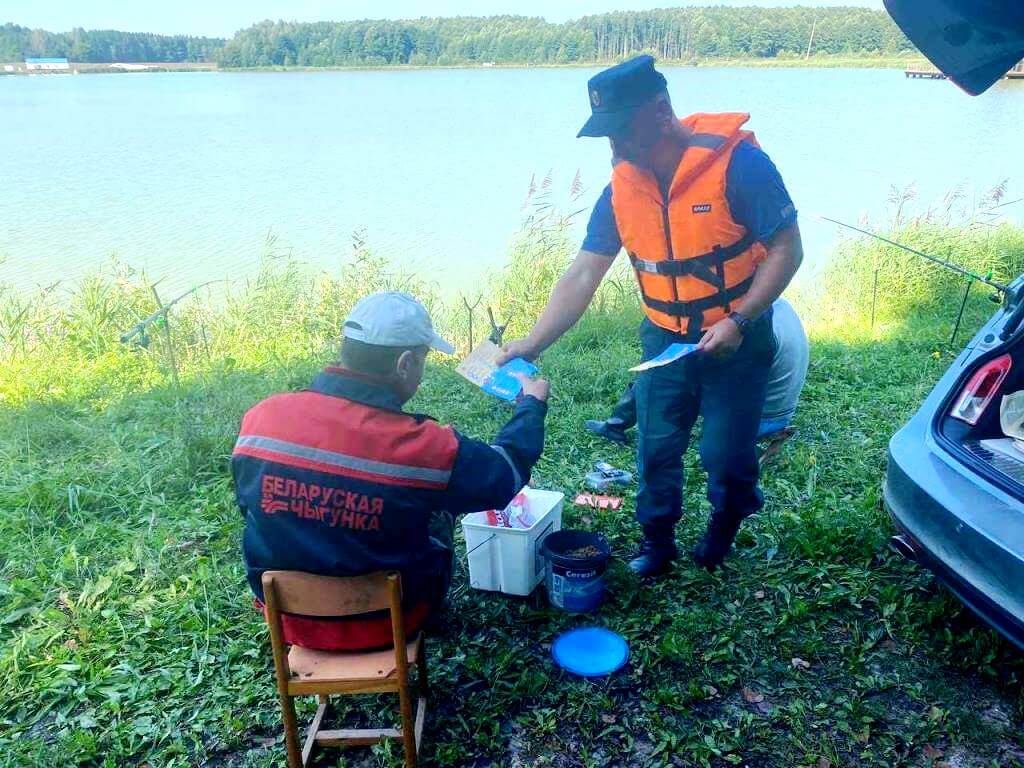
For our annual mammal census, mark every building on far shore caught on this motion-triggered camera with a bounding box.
[25,57,70,72]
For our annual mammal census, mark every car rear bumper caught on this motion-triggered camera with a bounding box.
[885,425,1024,651]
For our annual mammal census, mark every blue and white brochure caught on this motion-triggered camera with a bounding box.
[629,343,699,372]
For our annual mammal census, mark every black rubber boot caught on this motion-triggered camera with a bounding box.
[691,511,744,572]
[628,534,678,577]
[585,418,631,445]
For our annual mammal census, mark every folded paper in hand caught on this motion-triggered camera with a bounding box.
[630,343,699,372]
[457,340,538,401]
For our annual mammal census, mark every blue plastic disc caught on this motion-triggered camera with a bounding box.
[551,627,630,677]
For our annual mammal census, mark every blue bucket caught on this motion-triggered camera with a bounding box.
[542,530,611,613]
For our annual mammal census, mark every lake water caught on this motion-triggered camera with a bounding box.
[2,67,1023,297]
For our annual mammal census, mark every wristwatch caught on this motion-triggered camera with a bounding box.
[728,311,751,335]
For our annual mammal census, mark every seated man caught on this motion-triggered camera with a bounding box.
[586,297,809,447]
[232,291,549,651]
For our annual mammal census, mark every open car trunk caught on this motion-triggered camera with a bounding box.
[935,303,1024,499]
[884,0,1024,95]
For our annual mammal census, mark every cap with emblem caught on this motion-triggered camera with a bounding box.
[577,54,668,139]
[343,291,455,355]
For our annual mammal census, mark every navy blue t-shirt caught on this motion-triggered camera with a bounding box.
[582,141,797,257]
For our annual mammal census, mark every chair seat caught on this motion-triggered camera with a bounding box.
[289,637,420,683]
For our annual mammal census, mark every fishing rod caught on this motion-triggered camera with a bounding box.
[817,215,1014,299]
[120,280,223,345]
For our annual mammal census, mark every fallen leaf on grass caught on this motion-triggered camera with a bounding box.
[64,638,78,650]
[741,686,765,704]
[791,657,811,670]
[581,515,593,525]
[754,590,766,599]
[923,744,943,760]
[600,714,616,724]
[702,685,719,699]
[257,737,277,748]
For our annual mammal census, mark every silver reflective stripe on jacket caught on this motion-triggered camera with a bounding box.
[234,434,452,484]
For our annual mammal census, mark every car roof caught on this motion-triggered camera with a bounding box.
[884,0,1024,95]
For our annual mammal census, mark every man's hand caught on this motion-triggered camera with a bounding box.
[497,338,539,366]
[512,372,550,402]
[697,317,743,358]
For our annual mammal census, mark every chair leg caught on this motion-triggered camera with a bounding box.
[416,641,429,697]
[279,691,303,768]
[302,696,330,766]
[397,676,418,767]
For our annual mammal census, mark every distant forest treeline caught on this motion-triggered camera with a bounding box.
[217,8,914,66]
[3,7,915,67]
[0,23,223,63]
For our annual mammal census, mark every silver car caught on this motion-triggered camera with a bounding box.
[882,0,1024,648]
[886,282,1024,649]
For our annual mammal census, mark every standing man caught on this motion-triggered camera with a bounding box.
[500,55,802,575]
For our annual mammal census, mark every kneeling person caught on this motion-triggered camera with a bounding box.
[233,292,549,650]
[586,297,809,445]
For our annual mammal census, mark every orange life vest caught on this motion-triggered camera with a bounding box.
[611,112,768,335]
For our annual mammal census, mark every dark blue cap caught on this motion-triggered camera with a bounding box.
[577,55,668,138]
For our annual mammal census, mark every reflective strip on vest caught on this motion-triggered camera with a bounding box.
[629,232,756,290]
[234,434,453,485]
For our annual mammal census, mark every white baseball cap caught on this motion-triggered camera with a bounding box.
[343,292,455,355]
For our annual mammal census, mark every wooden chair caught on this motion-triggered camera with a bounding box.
[261,570,428,768]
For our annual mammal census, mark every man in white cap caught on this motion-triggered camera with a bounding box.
[233,292,549,650]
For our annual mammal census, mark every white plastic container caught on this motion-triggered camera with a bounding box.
[461,488,564,596]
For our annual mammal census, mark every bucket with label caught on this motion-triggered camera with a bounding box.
[541,530,611,613]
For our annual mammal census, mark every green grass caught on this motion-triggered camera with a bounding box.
[688,54,917,70]
[222,54,917,74]
[2,214,1024,768]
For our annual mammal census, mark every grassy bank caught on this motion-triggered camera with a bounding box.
[0,55,913,78]
[0,61,218,76]
[220,54,915,74]
[2,213,1024,768]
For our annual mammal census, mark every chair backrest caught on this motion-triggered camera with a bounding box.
[262,570,400,617]
[261,570,411,684]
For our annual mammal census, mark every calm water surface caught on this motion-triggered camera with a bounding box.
[2,67,1023,296]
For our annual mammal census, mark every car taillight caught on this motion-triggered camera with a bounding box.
[950,353,1012,425]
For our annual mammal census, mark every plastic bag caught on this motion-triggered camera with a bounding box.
[484,491,535,529]
[1001,391,1024,440]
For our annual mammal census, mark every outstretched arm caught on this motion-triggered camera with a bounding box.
[441,376,550,514]
[498,249,615,363]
